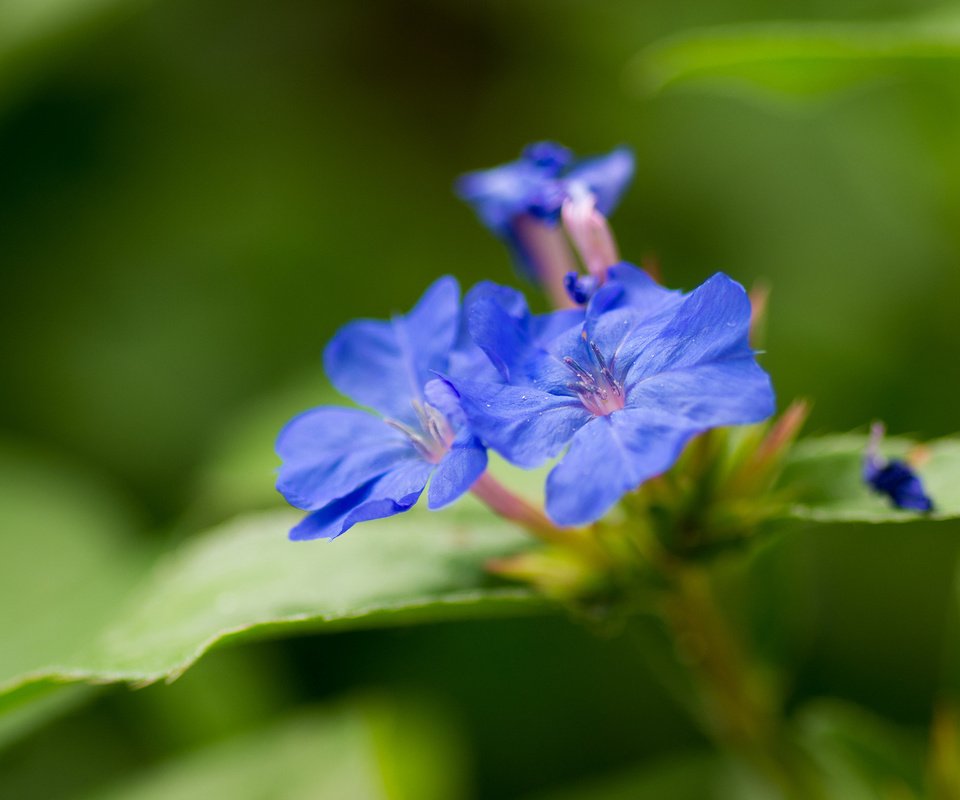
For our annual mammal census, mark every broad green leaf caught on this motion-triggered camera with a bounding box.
[81,695,467,800]
[633,14,960,98]
[0,405,544,710]
[0,440,148,739]
[0,506,545,702]
[780,434,960,523]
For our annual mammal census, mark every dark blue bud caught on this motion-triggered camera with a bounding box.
[863,423,934,512]
[865,459,934,512]
[563,272,600,305]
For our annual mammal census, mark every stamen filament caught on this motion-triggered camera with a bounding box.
[386,401,455,464]
[562,340,625,416]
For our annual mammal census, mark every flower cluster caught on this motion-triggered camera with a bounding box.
[277,262,773,538]
[276,141,933,542]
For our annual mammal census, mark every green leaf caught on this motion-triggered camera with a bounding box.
[0,506,545,703]
[80,695,468,800]
[0,440,149,738]
[0,416,545,712]
[779,434,960,523]
[0,0,150,106]
[633,14,960,99]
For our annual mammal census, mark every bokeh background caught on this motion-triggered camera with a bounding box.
[2,0,960,797]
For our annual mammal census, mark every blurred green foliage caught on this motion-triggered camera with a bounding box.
[3,0,960,797]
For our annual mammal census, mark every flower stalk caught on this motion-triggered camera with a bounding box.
[469,471,594,553]
[469,471,553,534]
[561,188,621,282]
[657,558,821,799]
[512,216,580,309]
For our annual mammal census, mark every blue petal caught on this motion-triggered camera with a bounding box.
[531,305,585,343]
[577,264,686,376]
[465,280,529,320]
[594,262,682,317]
[522,141,573,175]
[578,273,754,395]
[324,276,460,421]
[454,380,590,468]
[626,273,754,382]
[423,377,466,426]
[428,434,488,509]
[448,296,503,384]
[465,280,582,382]
[456,145,633,232]
[565,146,635,216]
[455,160,540,233]
[579,303,684,385]
[499,224,542,281]
[545,409,695,526]
[276,407,414,511]
[289,459,434,540]
[465,282,531,381]
[626,358,775,429]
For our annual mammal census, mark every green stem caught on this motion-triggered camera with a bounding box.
[657,560,820,798]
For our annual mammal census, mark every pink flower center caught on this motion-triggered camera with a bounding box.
[386,401,454,464]
[563,339,625,417]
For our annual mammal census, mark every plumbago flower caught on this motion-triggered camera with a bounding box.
[451,263,776,526]
[456,142,634,305]
[275,277,488,540]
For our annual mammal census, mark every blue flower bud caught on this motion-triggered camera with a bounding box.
[863,423,934,512]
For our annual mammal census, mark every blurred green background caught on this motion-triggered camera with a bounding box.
[3,0,960,797]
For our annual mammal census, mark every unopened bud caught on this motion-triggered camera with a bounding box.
[561,185,620,281]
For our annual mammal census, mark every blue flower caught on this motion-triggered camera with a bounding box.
[455,142,634,280]
[451,263,776,526]
[276,277,487,540]
[863,423,934,512]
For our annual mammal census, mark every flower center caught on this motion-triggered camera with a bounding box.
[563,339,625,416]
[386,400,455,464]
